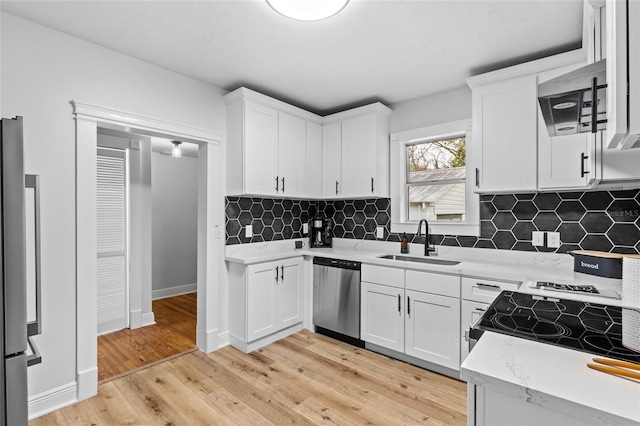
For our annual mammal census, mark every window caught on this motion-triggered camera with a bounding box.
[407,137,466,222]
[390,119,479,236]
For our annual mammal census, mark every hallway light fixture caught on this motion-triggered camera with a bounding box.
[266,0,349,21]
[171,140,182,158]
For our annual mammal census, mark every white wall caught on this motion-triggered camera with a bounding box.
[151,151,198,296]
[390,85,472,134]
[1,12,227,411]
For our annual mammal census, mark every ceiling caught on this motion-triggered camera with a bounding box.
[1,0,585,115]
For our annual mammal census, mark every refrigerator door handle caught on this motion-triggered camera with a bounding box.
[25,174,42,337]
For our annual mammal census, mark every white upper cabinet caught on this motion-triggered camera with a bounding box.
[224,88,321,197]
[225,87,391,199]
[305,121,323,199]
[278,111,307,198]
[605,0,640,149]
[469,74,538,193]
[322,121,342,197]
[243,100,280,195]
[323,103,392,198]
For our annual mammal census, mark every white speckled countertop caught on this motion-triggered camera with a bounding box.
[225,238,625,304]
[461,332,640,425]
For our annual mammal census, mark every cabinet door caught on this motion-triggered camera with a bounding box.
[277,258,303,329]
[244,100,279,195]
[278,112,307,198]
[322,121,342,197]
[472,74,537,193]
[246,261,278,342]
[306,121,323,198]
[341,113,377,198]
[361,281,404,352]
[405,290,461,370]
[460,300,488,363]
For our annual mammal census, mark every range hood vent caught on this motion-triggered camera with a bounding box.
[538,59,607,137]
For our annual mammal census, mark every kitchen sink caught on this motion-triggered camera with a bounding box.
[378,254,460,266]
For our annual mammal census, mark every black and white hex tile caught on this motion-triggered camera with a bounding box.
[225,188,640,254]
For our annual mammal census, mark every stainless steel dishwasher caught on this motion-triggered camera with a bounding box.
[312,257,363,347]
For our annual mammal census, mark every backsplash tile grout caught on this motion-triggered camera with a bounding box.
[225,189,640,254]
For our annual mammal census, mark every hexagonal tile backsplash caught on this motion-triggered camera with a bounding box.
[225,188,640,254]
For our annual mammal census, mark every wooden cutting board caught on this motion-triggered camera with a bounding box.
[570,250,640,259]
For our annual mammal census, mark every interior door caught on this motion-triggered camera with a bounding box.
[96,148,128,334]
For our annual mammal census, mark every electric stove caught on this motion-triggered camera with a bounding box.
[472,291,640,364]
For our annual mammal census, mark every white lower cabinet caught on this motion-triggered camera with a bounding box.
[361,281,405,352]
[405,290,461,370]
[473,386,601,426]
[361,265,461,371]
[229,257,304,352]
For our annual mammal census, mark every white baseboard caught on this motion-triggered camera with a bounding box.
[76,366,98,401]
[217,330,230,349]
[152,283,197,300]
[28,381,77,420]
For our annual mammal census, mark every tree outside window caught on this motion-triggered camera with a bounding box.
[406,137,466,222]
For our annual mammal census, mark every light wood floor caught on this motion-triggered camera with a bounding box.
[97,292,197,382]
[32,330,467,425]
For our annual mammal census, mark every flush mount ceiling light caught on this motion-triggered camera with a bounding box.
[266,0,349,21]
[171,140,182,158]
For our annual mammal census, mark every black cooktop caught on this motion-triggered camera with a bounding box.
[474,291,640,364]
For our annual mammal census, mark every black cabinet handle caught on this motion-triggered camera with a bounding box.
[281,265,284,281]
[281,177,285,193]
[475,168,479,187]
[581,153,590,177]
[397,294,401,314]
[275,176,279,192]
[335,180,339,195]
[407,296,411,318]
[371,177,374,193]
[591,77,598,134]
[275,267,279,283]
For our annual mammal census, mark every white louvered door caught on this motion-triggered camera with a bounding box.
[97,148,128,334]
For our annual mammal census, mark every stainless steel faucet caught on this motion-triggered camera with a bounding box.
[416,219,435,256]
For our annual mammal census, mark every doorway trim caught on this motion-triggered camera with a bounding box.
[72,101,223,401]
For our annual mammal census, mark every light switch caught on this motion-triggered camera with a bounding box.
[245,224,253,238]
[532,231,545,247]
[547,232,561,248]
[302,223,308,234]
[376,226,384,239]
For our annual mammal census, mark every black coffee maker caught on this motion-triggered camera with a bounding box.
[309,217,332,248]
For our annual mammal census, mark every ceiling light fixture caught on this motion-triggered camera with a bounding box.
[266,0,349,21]
[171,140,182,158]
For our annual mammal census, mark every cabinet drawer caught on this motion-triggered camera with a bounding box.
[461,277,519,304]
[405,270,460,298]
[361,265,404,288]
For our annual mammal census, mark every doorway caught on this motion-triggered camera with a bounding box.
[95,131,201,381]
[73,101,223,401]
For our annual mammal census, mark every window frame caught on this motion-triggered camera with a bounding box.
[390,119,479,236]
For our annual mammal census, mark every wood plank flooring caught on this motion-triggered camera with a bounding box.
[32,330,467,425]
[97,292,197,382]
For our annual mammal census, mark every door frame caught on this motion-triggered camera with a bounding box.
[73,101,223,401]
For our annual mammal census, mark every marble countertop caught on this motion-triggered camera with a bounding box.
[461,331,640,425]
[225,238,625,304]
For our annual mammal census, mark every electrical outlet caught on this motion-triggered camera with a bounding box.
[376,226,384,239]
[245,224,253,238]
[532,231,545,247]
[547,232,561,248]
[302,223,308,234]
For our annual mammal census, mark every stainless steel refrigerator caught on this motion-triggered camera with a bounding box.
[1,116,29,425]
